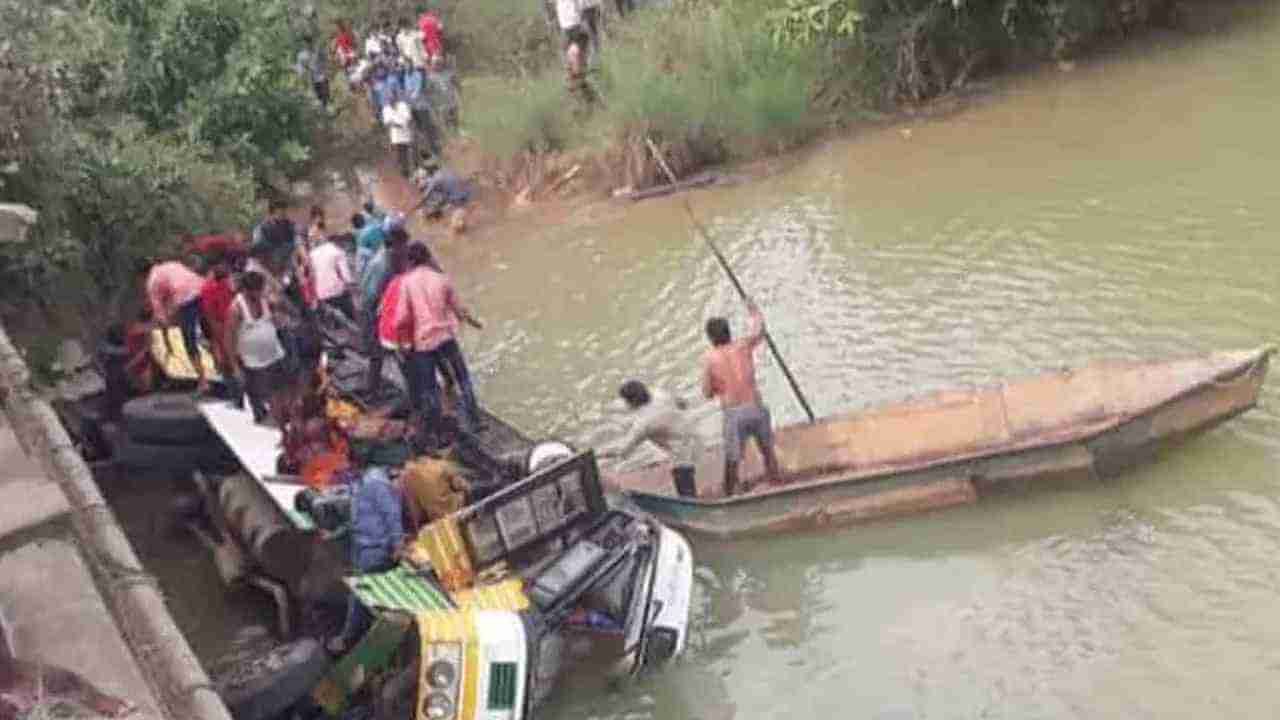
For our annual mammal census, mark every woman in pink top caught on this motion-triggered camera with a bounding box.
[701,304,781,496]
[392,244,484,433]
[145,259,211,391]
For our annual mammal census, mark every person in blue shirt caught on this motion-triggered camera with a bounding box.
[411,163,471,219]
[351,208,403,280]
[357,228,410,396]
[360,199,386,227]
[326,466,405,656]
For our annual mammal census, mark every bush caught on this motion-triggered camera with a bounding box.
[465,73,573,159]
[0,0,291,325]
[2,119,254,317]
[460,1,821,187]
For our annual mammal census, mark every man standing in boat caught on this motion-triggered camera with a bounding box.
[599,380,704,498]
[702,303,782,496]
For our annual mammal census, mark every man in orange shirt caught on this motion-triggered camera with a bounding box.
[393,244,484,434]
[701,303,781,496]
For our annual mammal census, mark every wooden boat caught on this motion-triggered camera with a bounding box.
[612,347,1273,539]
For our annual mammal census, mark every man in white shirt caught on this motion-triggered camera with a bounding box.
[555,0,582,33]
[308,234,355,320]
[396,25,427,70]
[381,89,415,178]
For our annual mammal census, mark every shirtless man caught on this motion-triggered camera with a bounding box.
[701,303,782,496]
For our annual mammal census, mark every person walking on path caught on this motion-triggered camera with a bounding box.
[418,9,444,64]
[310,230,356,320]
[599,380,705,497]
[382,89,415,179]
[392,243,484,433]
[331,18,358,70]
[701,303,782,496]
[396,20,428,71]
[223,272,291,425]
[563,28,595,105]
[145,258,211,392]
[579,0,603,62]
[296,35,331,109]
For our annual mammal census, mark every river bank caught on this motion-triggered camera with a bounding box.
[434,0,1249,208]
[344,0,1254,249]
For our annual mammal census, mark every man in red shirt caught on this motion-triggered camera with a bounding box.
[418,10,444,63]
[332,19,357,69]
[392,244,483,434]
[199,263,236,374]
[701,303,782,496]
[188,233,247,268]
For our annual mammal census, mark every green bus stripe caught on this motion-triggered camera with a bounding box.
[352,569,456,613]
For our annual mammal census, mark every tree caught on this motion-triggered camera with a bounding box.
[0,0,298,327]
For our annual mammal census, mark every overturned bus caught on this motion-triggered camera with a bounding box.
[310,450,693,720]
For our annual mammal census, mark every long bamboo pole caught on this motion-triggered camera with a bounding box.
[644,137,817,423]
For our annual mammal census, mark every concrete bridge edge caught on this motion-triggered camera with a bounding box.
[0,321,233,720]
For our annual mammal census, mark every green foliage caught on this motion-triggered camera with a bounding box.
[465,74,572,158]
[1,118,254,314]
[181,2,315,180]
[122,0,245,129]
[599,5,820,153]
[447,0,555,76]
[462,1,821,179]
[0,0,304,322]
[765,0,863,48]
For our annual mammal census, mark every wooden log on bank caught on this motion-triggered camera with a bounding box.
[619,173,718,203]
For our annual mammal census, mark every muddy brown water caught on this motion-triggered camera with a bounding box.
[103,3,1280,718]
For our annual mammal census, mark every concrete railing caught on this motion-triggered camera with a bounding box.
[0,323,233,720]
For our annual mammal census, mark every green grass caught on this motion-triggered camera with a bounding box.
[464,72,573,159]
[459,2,823,179]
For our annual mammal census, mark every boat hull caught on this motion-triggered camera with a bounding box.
[620,348,1271,539]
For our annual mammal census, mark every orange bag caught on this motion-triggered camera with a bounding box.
[301,450,351,489]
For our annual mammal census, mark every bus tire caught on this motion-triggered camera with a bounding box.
[113,436,234,474]
[122,393,215,445]
[218,639,330,720]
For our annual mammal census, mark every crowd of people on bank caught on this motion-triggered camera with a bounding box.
[294,10,461,178]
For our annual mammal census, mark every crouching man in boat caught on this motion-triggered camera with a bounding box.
[326,466,407,656]
[598,380,704,498]
[702,303,782,496]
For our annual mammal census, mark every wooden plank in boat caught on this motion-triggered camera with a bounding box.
[816,387,1011,472]
[1000,366,1110,441]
